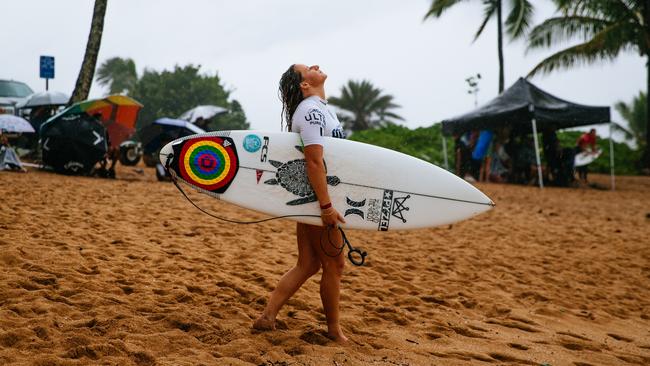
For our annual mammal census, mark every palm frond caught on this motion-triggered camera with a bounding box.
[527,22,634,77]
[330,80,403,131]
[614,100,633,122]
[424,0,466,19]
[506,0,534,39]
[473,0,497,42]
[380,111,405,120]
[527,16,611,50]
[610,119,634,139]
[610,0,642,25]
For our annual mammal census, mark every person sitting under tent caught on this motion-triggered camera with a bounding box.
[489,138,511,183]
[0,131,27,172]
[542,127,577,187]
[453,131,472,179]
[512,135,537,185]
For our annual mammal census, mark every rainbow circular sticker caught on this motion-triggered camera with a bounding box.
[178,137,238,192]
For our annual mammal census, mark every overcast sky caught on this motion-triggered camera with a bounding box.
[1,0,645,136]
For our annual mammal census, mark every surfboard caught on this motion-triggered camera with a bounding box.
[574,148,602,167]
[159,130,494,231]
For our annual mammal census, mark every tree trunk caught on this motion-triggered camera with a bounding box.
[68,0,108,106]
[645,56,650,171]
[496,0,505,93]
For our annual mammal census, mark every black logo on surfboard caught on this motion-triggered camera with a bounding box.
[378,190,410,231]
[344,197,366,219]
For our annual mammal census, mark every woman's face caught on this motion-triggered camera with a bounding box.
[294,64,327,87]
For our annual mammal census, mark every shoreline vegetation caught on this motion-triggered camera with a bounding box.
[350,124,643,176]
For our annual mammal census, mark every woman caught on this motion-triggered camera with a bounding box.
[253,64,349,343]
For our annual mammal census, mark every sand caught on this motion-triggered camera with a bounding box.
[0,164,649,366]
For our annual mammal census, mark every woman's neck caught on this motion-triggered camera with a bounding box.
[303,86,326,100]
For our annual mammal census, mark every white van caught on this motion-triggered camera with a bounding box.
[0,79,34,115]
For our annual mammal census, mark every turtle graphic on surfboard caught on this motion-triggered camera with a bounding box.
[264,145,340,206]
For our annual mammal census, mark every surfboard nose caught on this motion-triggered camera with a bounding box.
[159,141,174,166]
[464,183,495,211]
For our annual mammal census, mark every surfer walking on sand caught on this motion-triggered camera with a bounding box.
[576,128,598,183]
[253,64,349,343]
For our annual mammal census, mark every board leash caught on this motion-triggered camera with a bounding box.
[163,153,367,266]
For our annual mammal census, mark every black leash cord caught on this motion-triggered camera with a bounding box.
[164,154,367,266]
[320,226,367,266]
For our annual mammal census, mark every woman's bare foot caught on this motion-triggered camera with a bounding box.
[253,315,275,331]
[327,326,349,344]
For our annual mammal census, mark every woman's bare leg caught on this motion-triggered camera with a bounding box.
[254,222,320,330]
[311,226,348,343]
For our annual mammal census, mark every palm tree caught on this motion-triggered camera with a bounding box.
[329,80,403,132]
[68,0,108,106]
[425,0,535,93]
[615,91,647,148]
[526,0,649,169]
[96,57,138,95]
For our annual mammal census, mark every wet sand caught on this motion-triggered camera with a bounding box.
[1,165,649,365]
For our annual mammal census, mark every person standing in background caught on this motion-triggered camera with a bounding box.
[576,128,598,183]
[470,130,493,181]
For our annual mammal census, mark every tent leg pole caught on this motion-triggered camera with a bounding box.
[442,135,449,171]
[609,123,615,191]
[531,118,544,189]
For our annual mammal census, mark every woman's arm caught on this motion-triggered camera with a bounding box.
[303,144,345,226]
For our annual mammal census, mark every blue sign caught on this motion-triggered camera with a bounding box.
[40,56,55,79]
[242,134,262,153]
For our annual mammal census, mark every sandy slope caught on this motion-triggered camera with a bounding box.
[0,165,649,366]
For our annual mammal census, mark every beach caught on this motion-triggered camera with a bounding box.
[1,166,649,365]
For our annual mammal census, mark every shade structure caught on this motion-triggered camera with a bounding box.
[441,78,610,135]
[48,95,143,148]
[138,118,205,156]
[178,105,228,123]
[440,77,612,190]
[16,91,69,108]
[0,114,35,133]
[40,113,108,175]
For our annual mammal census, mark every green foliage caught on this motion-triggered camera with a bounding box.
[614,91,647,149]
[348,124,454,167]
[329,80,403,132]
[557,130,642,175]
[348,124,643,176]
[127,64,248,129]
[96,57,138,94]
[527,0,648,76]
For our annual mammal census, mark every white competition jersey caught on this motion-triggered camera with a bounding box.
[291,95,346,146]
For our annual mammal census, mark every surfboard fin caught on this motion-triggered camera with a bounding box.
[269,160,283,168]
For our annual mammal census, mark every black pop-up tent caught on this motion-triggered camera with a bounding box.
[441,78,612,188]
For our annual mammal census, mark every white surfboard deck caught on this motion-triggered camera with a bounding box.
[574,149,602,167]
[159,130,494,231]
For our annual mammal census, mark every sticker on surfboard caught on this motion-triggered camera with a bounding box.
[171,136,239,193]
